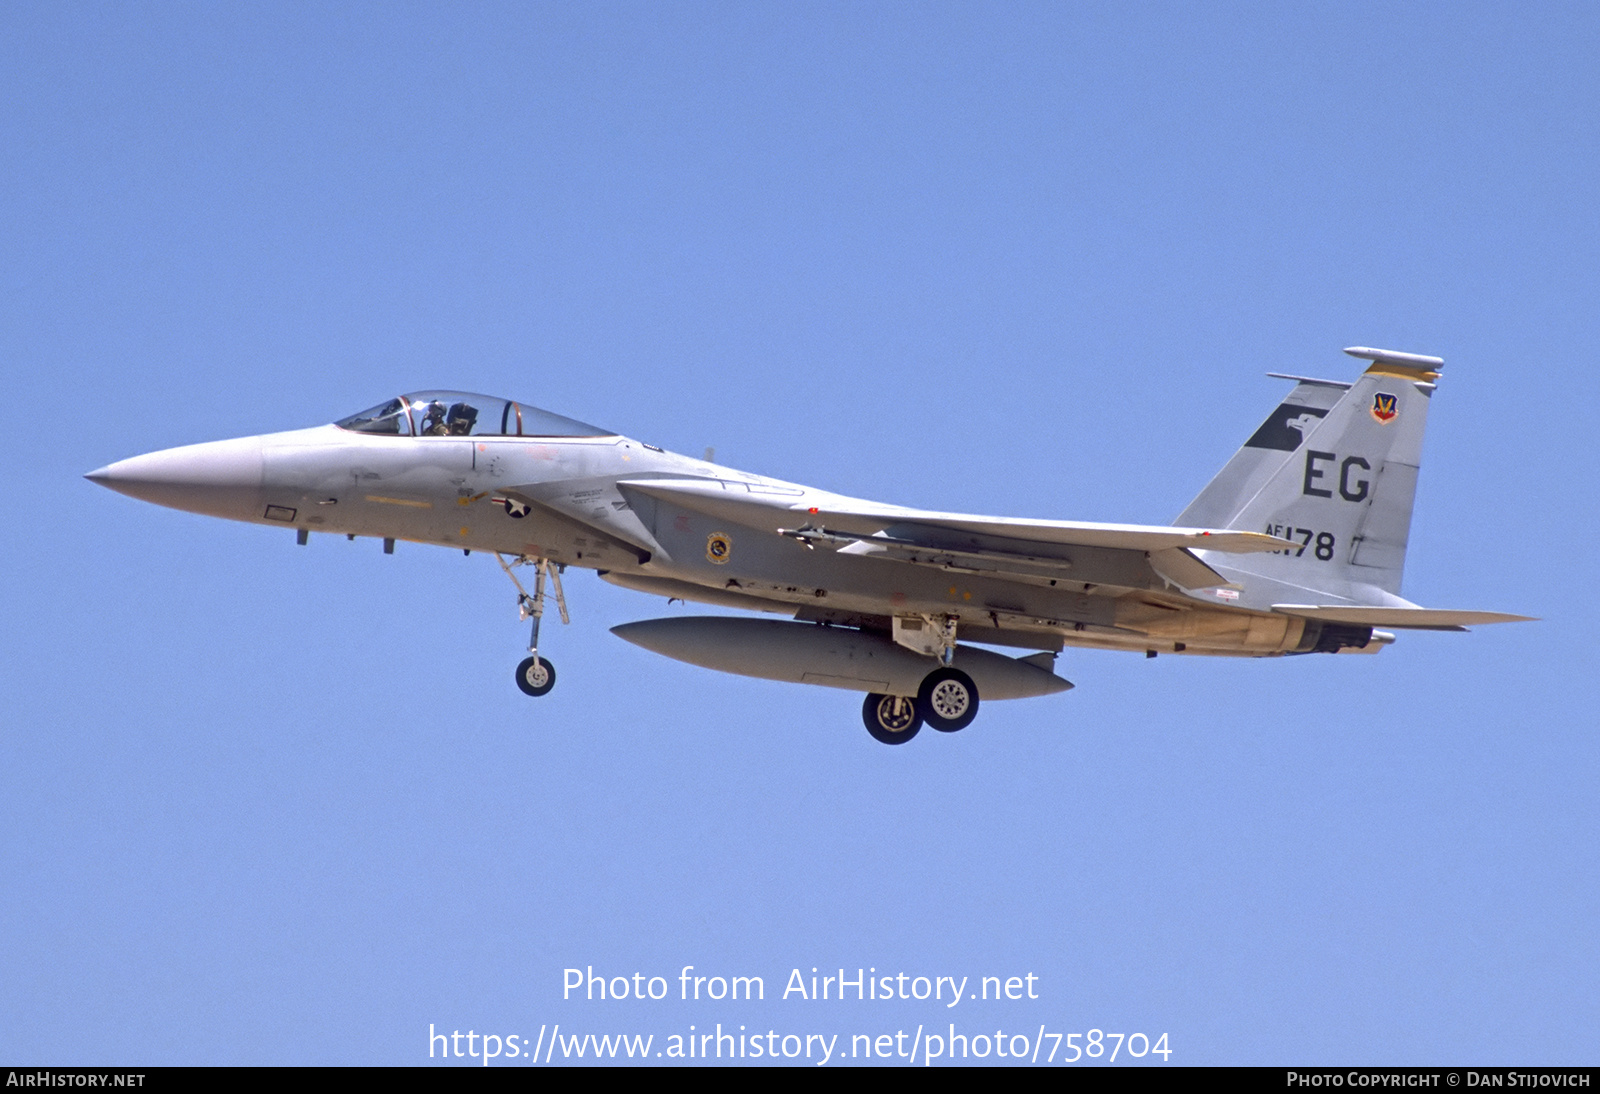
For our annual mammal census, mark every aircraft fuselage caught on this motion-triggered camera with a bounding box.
[91,422,1313,659]
[90,356,1529,743]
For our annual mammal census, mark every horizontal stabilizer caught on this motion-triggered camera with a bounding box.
[1264,372,1352,389]
[1272,604,1536,629]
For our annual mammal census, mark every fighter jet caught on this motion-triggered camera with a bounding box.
[87,346,1530,744]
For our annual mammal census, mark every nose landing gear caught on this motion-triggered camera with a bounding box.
[497,553,568,698]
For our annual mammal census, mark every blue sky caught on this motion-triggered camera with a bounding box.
[2,2,1595,1066]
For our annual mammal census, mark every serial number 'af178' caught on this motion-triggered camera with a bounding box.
[87,347,1531,745]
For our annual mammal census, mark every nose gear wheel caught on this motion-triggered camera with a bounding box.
[515,655,556,697]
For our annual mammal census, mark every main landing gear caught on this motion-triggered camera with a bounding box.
[861,666,980,744]
[497,553,568,698]
[862,693,922,744]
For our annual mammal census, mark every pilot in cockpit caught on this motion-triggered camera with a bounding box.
[420,400,479,436]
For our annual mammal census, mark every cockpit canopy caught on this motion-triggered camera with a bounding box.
[335,391,612,438]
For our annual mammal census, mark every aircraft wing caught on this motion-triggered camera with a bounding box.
[618,477,1297,593]
[815,507,1292,555]
[1271,605,1537,629]
[617,477,1296,555]
[780,524,1239,592]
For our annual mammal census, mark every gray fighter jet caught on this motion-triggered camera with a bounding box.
[87,346,1530,744]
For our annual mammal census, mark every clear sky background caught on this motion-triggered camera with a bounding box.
[2,2,1595,1066]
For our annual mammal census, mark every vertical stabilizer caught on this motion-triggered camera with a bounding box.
[1176,375,1350,528]
[1211,347,1443,598]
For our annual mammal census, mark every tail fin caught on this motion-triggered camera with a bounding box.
[1175,374,1350,528]
[1204,347,1443,598]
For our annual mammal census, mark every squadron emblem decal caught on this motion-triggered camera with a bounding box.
[1370,392,1398,424]
[706,532,732,564]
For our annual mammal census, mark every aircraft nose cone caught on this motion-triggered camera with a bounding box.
[86,436,266,520]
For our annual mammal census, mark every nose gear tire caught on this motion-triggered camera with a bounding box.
[515,655,556,697]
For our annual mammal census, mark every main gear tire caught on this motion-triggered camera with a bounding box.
[862,693,922,745]
[918,667,979,732]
